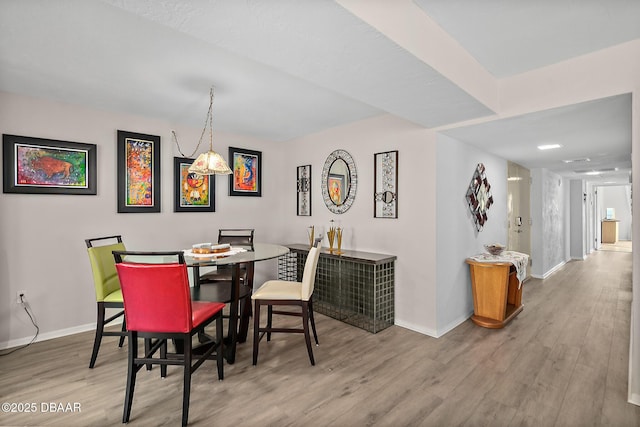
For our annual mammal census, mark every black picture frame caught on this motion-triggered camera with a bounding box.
[297,164,311,216]
[2,134,97,195]
[117,130,161,213]
[173,157,215,212]
[229,146,262,197]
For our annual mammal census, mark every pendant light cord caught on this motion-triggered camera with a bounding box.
[172,87,215,158]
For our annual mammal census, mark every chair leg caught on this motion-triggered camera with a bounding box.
[266,305,273,342]
[309,298,319,346]
[123,331,138,423]
[89,302,106,368]
[160,339,168,378]
[216,315,224,380]
[144,338,152,371]
[252,300,261,365]
[118,317,127,347]
[301,303,315,366]
[182,335,192,427]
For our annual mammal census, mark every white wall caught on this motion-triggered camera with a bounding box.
[569,179,587,259]
[283,114,440,336]
[0,91,288,347]
[530,168,569,278]
[435,134,508,335]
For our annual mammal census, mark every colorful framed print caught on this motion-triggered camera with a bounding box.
[229,146,262,197]
[2,134,97,195]
[297,164,311,216]
[173,157,214,212]
[328,173,345,207]
[374,150,398,218]
[117,130,161,213]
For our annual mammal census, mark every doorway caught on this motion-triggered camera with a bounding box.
[507,161,532,269]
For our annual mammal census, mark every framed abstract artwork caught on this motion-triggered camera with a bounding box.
[117,130,161,213]
[297,164,311,216]
[173,157,214,212]
[229,146,261,197]
[2,134,97,195]
[374,150,398,218]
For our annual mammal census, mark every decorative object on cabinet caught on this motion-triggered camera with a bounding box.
[279,244,396,333]
[326,219,343,254]
[466,163,493,231]
[171,87,231,176]
[3,134,96,195]
[374,150,398,218]
[173,157,214,212]
[228,146,262,197]
[307,226,315,248]
[297,164,311,216]
[117,130,161,213]
[321,149,357,214]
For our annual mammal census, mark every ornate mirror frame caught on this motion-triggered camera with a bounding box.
[321,149,357,214]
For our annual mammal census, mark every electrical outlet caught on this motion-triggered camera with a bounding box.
[16,291,25,304]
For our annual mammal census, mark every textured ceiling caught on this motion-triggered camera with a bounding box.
[0,0,636,183]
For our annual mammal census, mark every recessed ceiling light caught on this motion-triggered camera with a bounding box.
[537,144,562,150]
[562,158,590,163]
[585,171,601,175]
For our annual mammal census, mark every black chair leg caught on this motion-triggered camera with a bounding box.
[216,315,224,380]
[160,339,168,378]
[89,303,105,368]
[118,318,126,347]
[182,336,192,427]
[309,298,319,346]
[123,332,138,424]
[301,303,315,366]
[252,300,261,365]
[266,305,273,342]
[144,338,152,371]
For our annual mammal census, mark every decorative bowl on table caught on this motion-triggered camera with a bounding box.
[484,243,505,256]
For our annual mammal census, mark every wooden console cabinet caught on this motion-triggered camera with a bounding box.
[601,219,619,244]
[465,259,523,329]
[279,244,396,333]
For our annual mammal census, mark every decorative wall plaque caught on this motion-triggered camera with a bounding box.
[374,150,398,218]
[466,163,493,231]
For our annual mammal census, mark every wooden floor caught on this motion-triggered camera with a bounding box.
[1,249,639,426]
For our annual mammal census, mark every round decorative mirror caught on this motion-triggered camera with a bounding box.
[321,149,357,214]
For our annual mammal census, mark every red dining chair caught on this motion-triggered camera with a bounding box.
[113,251,225,427]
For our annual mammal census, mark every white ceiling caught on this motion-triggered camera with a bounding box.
[0,0,636,184]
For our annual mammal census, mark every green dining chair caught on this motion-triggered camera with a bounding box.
[85,235,127,368]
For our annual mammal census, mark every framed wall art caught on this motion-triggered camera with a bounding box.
[117,130,161,213]
[297,164,311,216]
[374,150,398,218]
[173,157,214,212]
[229,146,261,197]
[2,134,97,195]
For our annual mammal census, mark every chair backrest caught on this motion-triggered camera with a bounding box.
[301,246,321,301]
[113,251,193,333]
[218,228,255,249]
[86,235,126,301]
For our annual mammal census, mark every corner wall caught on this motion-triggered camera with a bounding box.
[435,134,508,334]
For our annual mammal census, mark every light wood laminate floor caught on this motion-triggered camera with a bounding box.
[1,249,638,426]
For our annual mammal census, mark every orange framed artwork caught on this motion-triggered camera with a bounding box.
[229,146,261,197]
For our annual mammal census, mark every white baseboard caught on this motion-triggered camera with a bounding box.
[629,393,640,407]
[394,319,438,338]
[531,260,567,280]
[0,322,96,350]
[394,311,473,338]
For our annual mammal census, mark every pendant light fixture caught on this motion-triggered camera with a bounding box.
[172,87,232,175]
